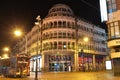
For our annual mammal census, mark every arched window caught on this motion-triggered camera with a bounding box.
[58,32,62,38]
[50,22,53,28]
[54,21,57,28]
[54,32,57,38]
[63,32,66,38]
[67,22,70,28]
[58,21,62,28]
[53,42,57,49]
[63,21,66,28]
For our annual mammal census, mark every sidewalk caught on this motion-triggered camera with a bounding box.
[27,71,120,80]
[0,71,119,80]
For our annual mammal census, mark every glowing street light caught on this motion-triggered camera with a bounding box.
[83,37,89,42]
[81,37,89,72]
[14,30,22,37]
[14,29,23,77]
[3,47,9,52]
[2,47,10,59]
[13,29,22,56]
[3,54,9,59]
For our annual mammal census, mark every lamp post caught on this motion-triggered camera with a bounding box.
[14,29,23,77]
[14,29,22,54]
[35,15,41,80]
[82,37,89,72]
[14,30,22,37]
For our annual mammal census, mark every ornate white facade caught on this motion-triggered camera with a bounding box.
[13,4,107,72]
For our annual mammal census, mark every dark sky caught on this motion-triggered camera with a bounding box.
[0,0,107,53]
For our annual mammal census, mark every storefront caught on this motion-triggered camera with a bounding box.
[48,54,73,72]
[30,55,42,72]
[78,54,105,71]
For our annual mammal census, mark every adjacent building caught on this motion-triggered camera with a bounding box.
[105,0,120,75]
[12,4,107,72]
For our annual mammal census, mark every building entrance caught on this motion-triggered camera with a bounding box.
[48,55,72,72]
[49,62,71,71]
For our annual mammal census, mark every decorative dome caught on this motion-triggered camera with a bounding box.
[47,4,74,17]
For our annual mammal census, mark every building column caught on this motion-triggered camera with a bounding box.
[93,54,96,71]
[103,56,107,70]
[38,58,40,71]
[42,54,45,72]
[30,60,34,72]
[74,51,78,71]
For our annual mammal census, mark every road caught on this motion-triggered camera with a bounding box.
[0,71,120,80]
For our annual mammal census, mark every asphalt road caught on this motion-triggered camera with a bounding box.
[0,71,120,80]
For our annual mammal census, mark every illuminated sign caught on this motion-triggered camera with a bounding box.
[100,0,108,22]
[105,60,112,70]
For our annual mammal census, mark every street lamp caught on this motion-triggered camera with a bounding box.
[14,29,23,77]
[14,30,22,37]
[3,47,9,52]
[81,37,89,71]
[14,29,22,52]
[83,37,89,43]
[3,47,10,59]
[35,15,41,80]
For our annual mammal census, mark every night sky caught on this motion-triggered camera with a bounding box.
[0,0,107,54]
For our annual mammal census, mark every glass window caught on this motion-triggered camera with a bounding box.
[54,32,57,38]
[46,23,49,29]
[63,42,66,49]
[72,22,74,29]
[58,42,62,49]
[67,22,70,28]
[111,27,114,38]
[72,42,75,49]
[68,42,70,49]
[107,0,116,13]
[54,21,57,28]
[115,25,119,36]
[54,42,57,49]
[63,32,66,38]
[50,42,52,49]
[63,21,66,27]
[46,43,49,50]
[72,32,75,39]
[67,33,71,38]
[50,33,53,38]
[114,22,118,25]
[58,32,62,38]
[108,25,111,39]
[50,22,53,27]
[58,21,62,28]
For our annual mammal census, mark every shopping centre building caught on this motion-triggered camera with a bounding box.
[12,4,107,72]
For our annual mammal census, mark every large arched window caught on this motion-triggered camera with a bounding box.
[54,21,57,28]
[58,21,62,28]
[63,21,66,28]
[53,42,57,49]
